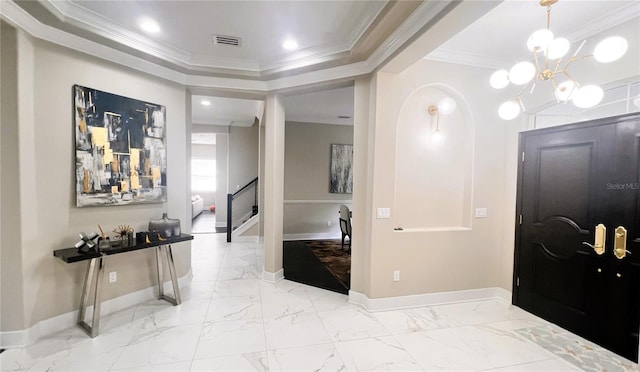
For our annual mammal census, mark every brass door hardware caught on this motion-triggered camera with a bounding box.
[583,224,606,255]
[613,226,630,259]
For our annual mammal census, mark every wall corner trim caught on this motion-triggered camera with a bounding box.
[0,270,193,349]
[348,287,512,312]
[262,269,284,284]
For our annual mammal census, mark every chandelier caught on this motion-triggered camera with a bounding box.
[491,0,629,120]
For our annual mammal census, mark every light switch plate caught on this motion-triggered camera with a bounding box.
[376,208,391,219]
[475,208,488,218]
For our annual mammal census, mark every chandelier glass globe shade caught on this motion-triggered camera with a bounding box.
[498,101,521,120]
[594,36,628,63]
[555,80,577,102]
[527,29,554,52]
[509,62,536,85]
[573,85,604,108]
[547,38,570,60]
[432,130,445,144]
[437,97,456,115]
[490,70,510,89]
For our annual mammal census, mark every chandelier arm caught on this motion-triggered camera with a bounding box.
[533,51,542,74]
[550,78,561,103]
[553,58,563,74]
[514,80,533,101]
[563,40,587,70]
[560,70,581,88]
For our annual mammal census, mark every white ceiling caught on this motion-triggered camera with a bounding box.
[426,0,640,69]
[192,96,262,127]
[69,0,387,73]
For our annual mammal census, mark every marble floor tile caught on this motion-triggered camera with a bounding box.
[318,307,390,342]
[4,234,637,372]
[267,343,345,371]
[206,293,263,322]
[259,281,316,320]
[213,278,261,297]
[373,306,442,335]
[189,352,269,371]
[264,311,332,350]
[111,360,193,371]
[191,259,222,282]
[304,285,355,313]
[428,299,538,328]
[193,320,266,360]
[334,336,422,371]
[395,325,555,371]
[111,324,202,370]
[217,263,260,281]
[485,357,582,371]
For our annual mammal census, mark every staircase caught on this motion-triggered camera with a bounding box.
[226,177,258,242]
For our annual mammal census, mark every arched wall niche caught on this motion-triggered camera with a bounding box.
[393,84,474,230]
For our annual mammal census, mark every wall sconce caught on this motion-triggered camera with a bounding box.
[428,97,456,142]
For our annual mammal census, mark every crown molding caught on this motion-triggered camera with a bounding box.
[0,0,454,93]
[36,0,387,76]
[368,0,454,70]
[425,48,503,70]
[565,2,640,44]
[44,0,193,65]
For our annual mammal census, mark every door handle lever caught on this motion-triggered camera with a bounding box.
[583,223,606,255]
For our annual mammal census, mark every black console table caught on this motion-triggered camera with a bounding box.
[53,234,194,337]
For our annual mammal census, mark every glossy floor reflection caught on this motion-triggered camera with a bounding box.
[1,234,637,371]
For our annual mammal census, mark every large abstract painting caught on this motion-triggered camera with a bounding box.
[74,85,167,207]
[329,144,353,194]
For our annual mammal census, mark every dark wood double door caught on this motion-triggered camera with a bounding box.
[514,112,640,362]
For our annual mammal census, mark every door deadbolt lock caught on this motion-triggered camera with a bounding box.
[583,224,606,255]
[613,226,630,259]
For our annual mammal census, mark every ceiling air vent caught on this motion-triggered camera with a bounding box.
[212,34,242,47]
[337,115,352,119]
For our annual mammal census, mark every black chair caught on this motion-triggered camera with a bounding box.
[339,205,352,253]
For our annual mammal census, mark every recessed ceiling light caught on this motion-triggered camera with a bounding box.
[282,39,298,51]
[201,100,211,106]
[139,18,160,34]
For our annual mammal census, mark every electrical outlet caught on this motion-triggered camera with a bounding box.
[393,270,400,282]
[475,208,488,218]
[109,271,117,283]
[327,220,332,227]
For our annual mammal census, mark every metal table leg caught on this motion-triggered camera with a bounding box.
[77,257,105,338]
[156,244,181,305]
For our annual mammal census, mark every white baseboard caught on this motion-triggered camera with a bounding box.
[348,287,512,312]
[0,270,193,349]
[262,269,284,283]
[283,232,342,241]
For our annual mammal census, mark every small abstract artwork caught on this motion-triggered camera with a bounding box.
[329,144,353,194]
[74,85,167,207]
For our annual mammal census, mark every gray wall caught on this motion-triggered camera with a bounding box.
[228,123,260,226]
[284,121,353,238]
[1,28,190,331]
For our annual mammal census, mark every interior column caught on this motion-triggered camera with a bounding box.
[262,93,285,281]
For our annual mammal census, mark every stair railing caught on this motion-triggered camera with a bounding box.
[226,177,259,242]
